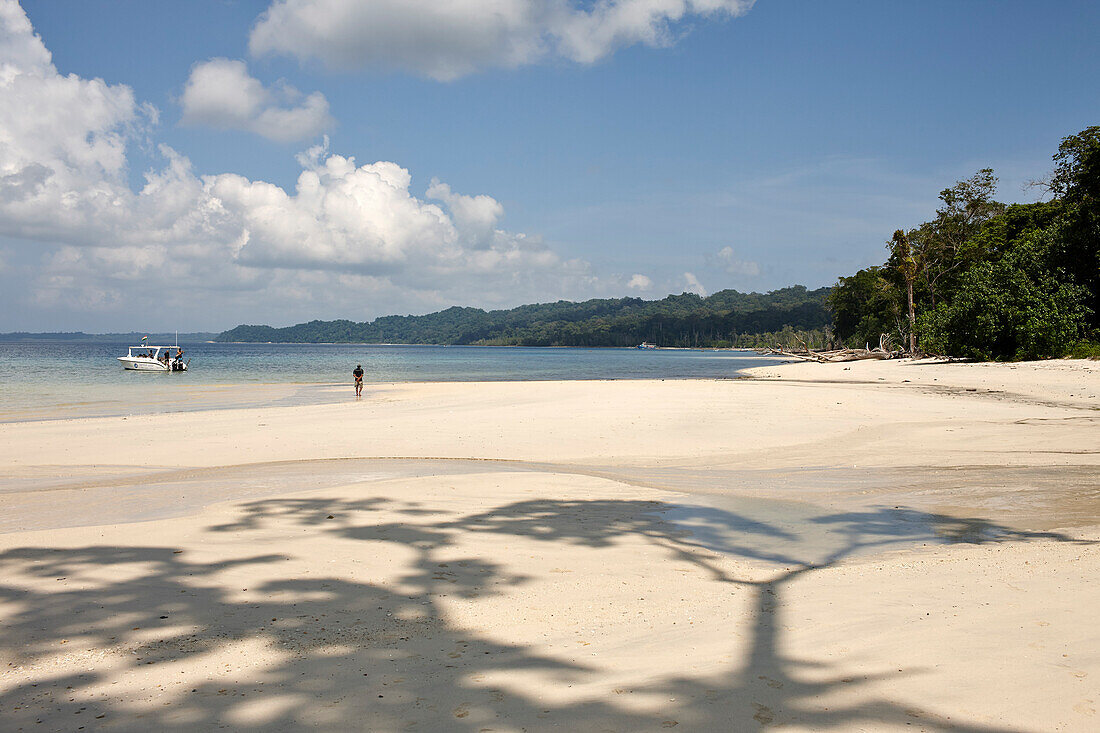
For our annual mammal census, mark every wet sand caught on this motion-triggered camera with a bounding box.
[0,359,1097,731]
[0,382,347,424]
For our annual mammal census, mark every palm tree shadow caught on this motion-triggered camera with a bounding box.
[1,491,1084,731]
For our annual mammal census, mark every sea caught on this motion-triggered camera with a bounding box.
[0,341,790,422]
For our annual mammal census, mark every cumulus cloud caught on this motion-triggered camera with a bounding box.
[627,273,652,291]
[0,0,598,323]
[707,245,760,276]
[0,0,49,75]
[180,58,331,142]
[681,271,706,296]
[425,178,504,248]
[0,6,153,243]
[249,0,755,81]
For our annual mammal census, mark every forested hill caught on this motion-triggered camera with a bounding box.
[215,286,832,347]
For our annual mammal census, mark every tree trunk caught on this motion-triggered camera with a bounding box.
[907,281,917,354]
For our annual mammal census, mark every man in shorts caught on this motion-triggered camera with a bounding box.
[353,364,364,397]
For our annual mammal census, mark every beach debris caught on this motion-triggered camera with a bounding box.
[757,333,904,362]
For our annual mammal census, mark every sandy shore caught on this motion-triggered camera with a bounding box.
[0,359,1097,731]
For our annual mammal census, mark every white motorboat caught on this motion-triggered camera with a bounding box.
[118,344,188,372]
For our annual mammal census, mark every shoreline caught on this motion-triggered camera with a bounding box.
[1,360,1097,730]
[4,355,1096,425]
[0,349,789,425]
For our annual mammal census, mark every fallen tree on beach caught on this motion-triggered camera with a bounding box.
[757,334,904,362]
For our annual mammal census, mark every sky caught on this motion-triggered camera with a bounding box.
[1,0,1097,332]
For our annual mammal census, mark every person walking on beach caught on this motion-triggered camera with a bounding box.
[353,364,364,397]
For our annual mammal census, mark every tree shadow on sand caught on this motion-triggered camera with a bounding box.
[0,491,1089,731]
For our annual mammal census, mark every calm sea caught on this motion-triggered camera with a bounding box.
[0,341,788,422]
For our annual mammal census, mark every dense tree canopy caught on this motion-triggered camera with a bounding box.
[829,126,1099,359]
[828,267,901,347]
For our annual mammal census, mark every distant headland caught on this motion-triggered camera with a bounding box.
[213,287,832,348]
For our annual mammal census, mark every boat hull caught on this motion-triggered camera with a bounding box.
[117,357,186,372]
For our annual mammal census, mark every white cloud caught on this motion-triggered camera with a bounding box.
[0,5,152,243]
[0,0,600,324]
[0,0,49,77]
[681,271,706,296]
[626,273,652,291]
[180,58,331,142]
[707,245,760,276]
[249,0,755,81]
[426,178,504,248]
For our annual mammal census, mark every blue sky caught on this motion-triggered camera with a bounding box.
[1,0,1097,331]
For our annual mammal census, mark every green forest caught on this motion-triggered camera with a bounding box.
[829,126,1099,360]
[216,286,832,348]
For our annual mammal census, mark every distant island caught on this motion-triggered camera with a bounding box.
[215,286,833,348]
[0,331,218,343]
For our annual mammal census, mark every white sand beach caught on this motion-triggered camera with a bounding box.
[1,359,1098,731]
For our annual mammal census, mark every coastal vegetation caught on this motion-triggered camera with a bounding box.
[829,126,1100,360]
[216,287,832,347]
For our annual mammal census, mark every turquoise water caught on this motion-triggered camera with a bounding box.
[0,341,787,421]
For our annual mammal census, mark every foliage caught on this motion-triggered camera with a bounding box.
[917,228,1091,360]
[910,169,1006,307]
[1050,126,1100,203]
[730,327,835,350]
[889,229,919,353]
[1048,126,1100,327]
[829,126,1100,360]
[827,267,902,347]
[1065,340,1100,359]
[216,287,833,347]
